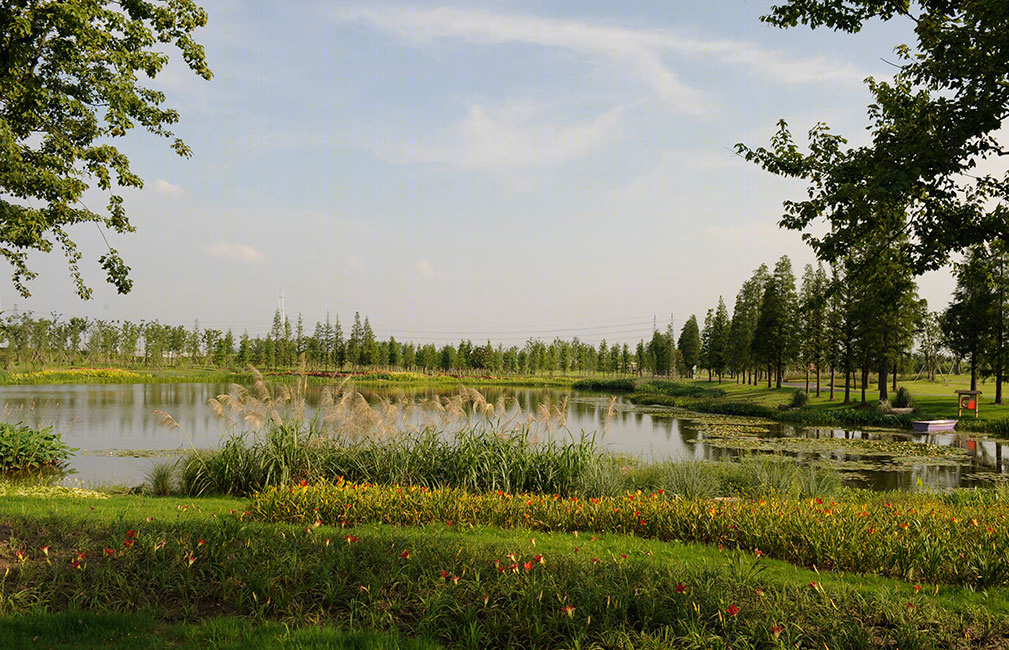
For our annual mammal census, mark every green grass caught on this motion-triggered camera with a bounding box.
[624,375,1009,433]
[4,489,1009,648]
[10,487,1009,647]
[0,612,442,650]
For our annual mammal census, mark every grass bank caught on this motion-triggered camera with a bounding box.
[626,377,1009,433]
[4,486,1009,648]
[0,366,580,389]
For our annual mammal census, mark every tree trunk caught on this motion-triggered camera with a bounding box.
[879,355,889,402]
[805,366,809,393]
[892,357,897,393]
[829,365,835,401]
[971,352,978,392]
[997,311,1004,405]
[816,365,821,398]
[861,366,868,404]
[767,364,772,388]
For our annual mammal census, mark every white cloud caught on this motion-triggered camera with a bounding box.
[203,242,264,263]
[154,178,185,196]
[416,259,436,278]
[347,255,365,270]
[385,102,624,168]
[331,7,867,112]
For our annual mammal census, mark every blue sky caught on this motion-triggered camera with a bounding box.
[11,0,955,345]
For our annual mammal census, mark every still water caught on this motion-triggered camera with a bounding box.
[0,383,1005,490]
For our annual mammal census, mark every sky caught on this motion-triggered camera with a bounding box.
[8,0,957,346]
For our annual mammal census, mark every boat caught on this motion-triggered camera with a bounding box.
[911,420,958,432]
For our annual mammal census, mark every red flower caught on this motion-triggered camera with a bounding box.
[906,602,915,610]
[726,604,739,617]
[591,557,599,565]
[523,561,534,572]
[534,554,544,564]
[123,539,134,548]
[104,547,114,556]
[560,605,575,617]
[913,585,921,593]
[808,581,818,589]
[344,535,358,543]
[440,570,450,579]
[400,550,411,559]
[675,583,687,594]
[770,625,783,639]
[126,530,136,539]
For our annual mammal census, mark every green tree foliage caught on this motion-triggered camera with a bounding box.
[711,297,731,382]
[0,0,211,297]
[728,265,768,385]
[798,264,829,396]
[942,243,1009,397]
[752,256,798,389]
[737,0,1009,274]
[677,316,700,378]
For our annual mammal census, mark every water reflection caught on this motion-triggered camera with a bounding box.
[0,382,1005,490]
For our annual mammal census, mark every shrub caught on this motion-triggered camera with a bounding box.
[635,380,726,399]
[0,422,73,471]
[893,386,914,409]
[571,378,636,392]
[788,389,809,408]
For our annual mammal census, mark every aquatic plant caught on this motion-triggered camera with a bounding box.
[0,422,73,472]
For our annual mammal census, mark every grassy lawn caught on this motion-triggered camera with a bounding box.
[666,374,1009,426]
[4,485,1009,648]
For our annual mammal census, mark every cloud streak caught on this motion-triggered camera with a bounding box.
[204,242,264,263]
[154,178,185,196]
[385,102,624,168]
[331,6,867,113]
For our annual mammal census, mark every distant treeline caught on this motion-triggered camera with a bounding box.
[0,244,1002,404]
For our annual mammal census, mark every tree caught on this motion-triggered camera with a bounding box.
[711,298,731,382]
[346,313,363,369]
[752,256,798,388]
[728,265,768,385]
[699,309,714,380]
[943,245,1001,393]
[737,1,1009,275]
[798,264,829,395]
[0,1,212,297]
[677,316,700,378]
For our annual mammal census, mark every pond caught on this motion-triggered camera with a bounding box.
[1,382,1006,491]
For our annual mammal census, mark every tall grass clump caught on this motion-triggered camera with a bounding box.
[893,386,914,409]
[145,460,176,496]
[179,368,598,496]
